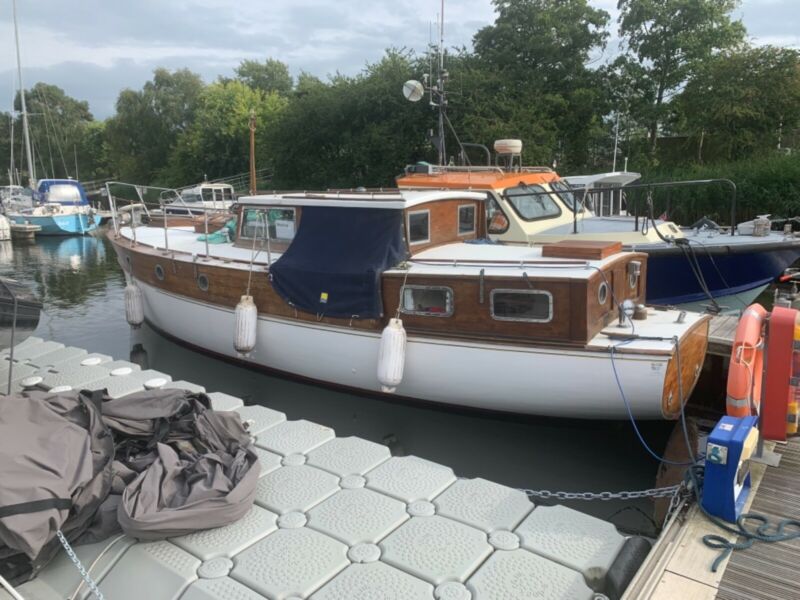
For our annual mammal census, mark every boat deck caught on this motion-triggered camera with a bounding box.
[708,314,738,357]
[2,337,637,600]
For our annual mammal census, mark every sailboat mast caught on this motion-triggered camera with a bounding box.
[436,0,446,165]
[12,0,35,187]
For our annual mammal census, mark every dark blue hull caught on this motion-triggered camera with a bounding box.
[642,243,800,306]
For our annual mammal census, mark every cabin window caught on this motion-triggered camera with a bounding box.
[598,282,609,305]
[197,274,209,292]
[487,196,510,234]
[407,210,430,245]
[400,285,453,317]
[154,264,165,281]
[504,184,561,222]
[458,204,476,235]
[490,289,553,323]
[241,207,297,241]
[201,188,214,203]
[46,184,81,204]
[551,181,582,213]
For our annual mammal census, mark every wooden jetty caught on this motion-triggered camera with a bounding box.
[625,437,800,600]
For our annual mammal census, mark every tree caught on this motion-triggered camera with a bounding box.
[472,0,611,169]
[235,59,293,95]
[617,0,746,154]
[165,81,287,186]
[8,83,93,181]
[268,51,431,188]
[676,46,800,161]
[105,68,204,183]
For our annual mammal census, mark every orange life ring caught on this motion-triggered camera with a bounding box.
[726,303,767,417]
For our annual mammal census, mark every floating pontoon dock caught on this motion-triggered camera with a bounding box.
[1,337,642,600]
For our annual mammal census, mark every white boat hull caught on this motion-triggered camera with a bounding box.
[133,278,675,420]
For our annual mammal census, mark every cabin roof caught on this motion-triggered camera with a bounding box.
[562,172,642,189]
[396,169,560,191]
[239,189,488,209]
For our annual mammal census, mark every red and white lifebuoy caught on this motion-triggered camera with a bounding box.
[726,304,767,417]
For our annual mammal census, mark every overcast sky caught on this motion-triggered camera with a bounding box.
[0,0,796,119]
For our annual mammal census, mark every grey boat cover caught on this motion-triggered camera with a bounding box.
[0,391,113,583]
[0,388,259,583]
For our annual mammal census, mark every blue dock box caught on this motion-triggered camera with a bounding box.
[702,415,759,523]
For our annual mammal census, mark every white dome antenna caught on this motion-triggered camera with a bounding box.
[403,80,425,102]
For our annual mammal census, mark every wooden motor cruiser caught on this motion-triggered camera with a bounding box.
[108,187,709,420]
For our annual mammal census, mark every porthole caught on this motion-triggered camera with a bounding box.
[154,264,165,281]
[125,255,131,267]
[598,282,609,305]
[628,273,637,290]
[197,274,209,292]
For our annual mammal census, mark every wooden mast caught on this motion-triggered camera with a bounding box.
[249,109,256,195]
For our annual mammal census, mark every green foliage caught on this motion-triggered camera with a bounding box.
[676,46,800,161]
[616,0,746,152]
[235,59,293,95]
[472,0,610,169]
[105,68,204,183]
[165,80,287,187]
[637,153,800,225]
[267,50,431,188]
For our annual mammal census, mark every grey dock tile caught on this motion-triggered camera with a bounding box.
[252,447,282,478]
[40,365,110,390]
[306,488,408,545]
[94,541,199,600]
[5,340,64,362]
[306,437,390,477]
[235,404,286,435]
[181,577,268,600]
[1,336,43,357]
[466,549,594,600]
[163,380,206,393]
[365,456,456,503]
[434,478,534,533]
[208,392,245,411]
[380,515,492,585]
[26,346,87,369]
[254,465,340,515]
[231,528,349,599]
[515,504,625,591]
[171,505,278,561]
[256,419,335,456]
[310,561,435,600]
[85,368,172,399]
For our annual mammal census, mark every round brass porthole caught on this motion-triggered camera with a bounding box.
[154,264,165,281]
[598,282,609,305]
[197,274,209,292]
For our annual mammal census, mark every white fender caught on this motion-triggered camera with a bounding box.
[234,295,258,355]
[124,283,144,328]
[377,318,407,393]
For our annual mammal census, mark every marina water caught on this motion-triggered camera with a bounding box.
[0,232,680,535]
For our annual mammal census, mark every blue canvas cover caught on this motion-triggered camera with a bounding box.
[269,206,407,319]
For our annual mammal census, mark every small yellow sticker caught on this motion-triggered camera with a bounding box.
[320,292,329,303]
